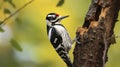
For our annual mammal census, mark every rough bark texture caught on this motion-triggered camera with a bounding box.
[73,0,120,67]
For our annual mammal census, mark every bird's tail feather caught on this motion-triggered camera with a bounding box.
[59,51,74,67]
[64,56,74,67]
[56,45,74,67]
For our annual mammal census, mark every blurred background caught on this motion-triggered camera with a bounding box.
[0,0,120,67]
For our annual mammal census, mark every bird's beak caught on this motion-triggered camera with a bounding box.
[58,15,69,20]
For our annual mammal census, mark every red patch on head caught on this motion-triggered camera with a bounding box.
[56,14,59,17]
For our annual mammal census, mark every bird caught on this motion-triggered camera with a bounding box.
[46,13,74,67]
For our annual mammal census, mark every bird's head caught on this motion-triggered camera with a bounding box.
[46,13,69,26]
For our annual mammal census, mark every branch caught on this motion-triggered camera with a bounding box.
[0,0,35,26]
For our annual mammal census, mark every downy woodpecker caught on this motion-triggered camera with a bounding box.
[46,13,74,67]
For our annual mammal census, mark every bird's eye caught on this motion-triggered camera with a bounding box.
[47,15,56,20]
[52,15,56,18]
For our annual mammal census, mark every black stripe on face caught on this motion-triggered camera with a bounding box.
[46,13,57,21]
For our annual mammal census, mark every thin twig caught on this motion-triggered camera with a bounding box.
[102,34,120,67]
[107,35,120,40]
[0,0,35,27]
[114,36,120,38]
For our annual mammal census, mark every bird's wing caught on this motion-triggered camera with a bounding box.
[49,27,62,49]
[54,25,72,51]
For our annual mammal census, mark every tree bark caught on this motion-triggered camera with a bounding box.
[73,0,120,67]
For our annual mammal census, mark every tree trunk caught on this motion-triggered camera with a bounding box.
[73,0,120,67]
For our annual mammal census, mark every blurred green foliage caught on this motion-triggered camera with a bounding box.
[0,0,120,67]
[0,27,4,32]
[56,0,64,7]
[4,8,11,14]
[4,0,16,8]
[10,39,22,51]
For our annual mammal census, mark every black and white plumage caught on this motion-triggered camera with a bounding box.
[46,13,74,67]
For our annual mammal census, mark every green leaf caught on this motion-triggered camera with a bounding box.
[56,0,64,7]
[10,39,22,52]
[4,0,16,8]
[0,27,4,32]
[0,21,3,25]
[4,8,11,14]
